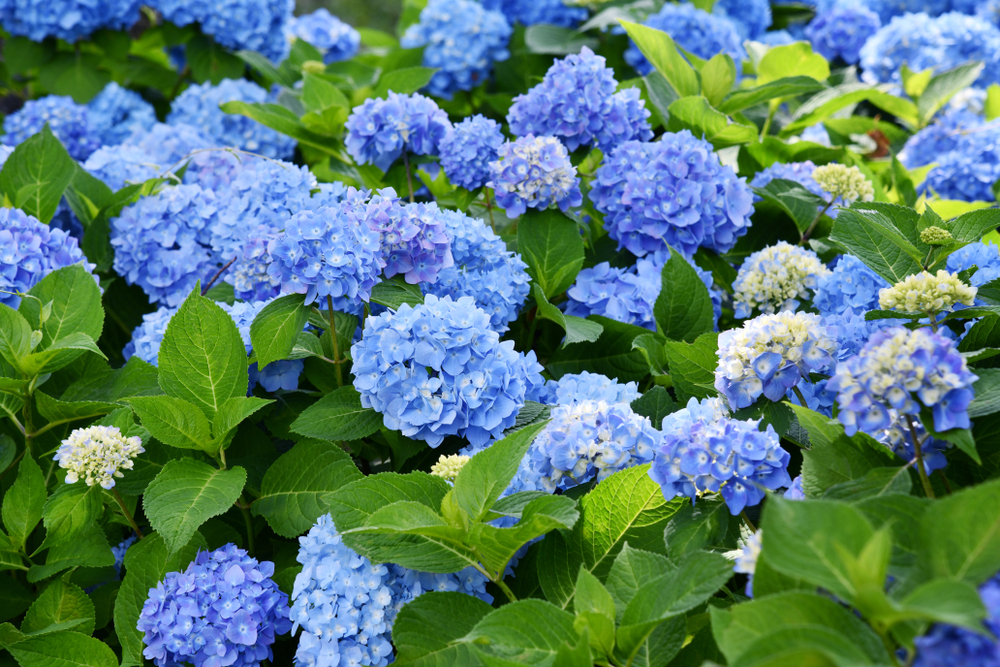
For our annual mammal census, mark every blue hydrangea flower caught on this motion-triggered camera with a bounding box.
[352,294,543,447]
[859,12,1000,86]
[592,134,754,258]
[758,30,796,46]
[784,475,805,499]
[867,0,949,23]
[438,115,505,191]
[880,416,951,474]
[0,207,95,309]
[921,126,1000,202]
[537,371,640,407]
[372,200,455,285]
[423,208,529,332]
[229,226,282,303]
[828,326,978,436]
[733,528,762,597]
[900,111,988,170]
[506,47,652,153]
[2,95,101,161]
[223,300,305,392]
[86,83,157,148]
[947,242,1000,288]
[488,135,582,218]
[707,0,771,40]
[481,0,586,27]
[344,92,451,170]
[84,122,215,191]
[507,399,662,494]
[716,311,840,410]
[401,0,512,99]
[123,305,178,365]
[287,8,360,63]
[0,0,141,41]
[168,79,296,160]
[152,0,292,61]
[624,3,746,76]
[651,396,792,514]
[814,254,889,317]
[913,569,1000,666]
[138,544,292,667]
[805,4,881,64]
[112,535,136,576]
[732,242,830,318]
[291,514,491,667]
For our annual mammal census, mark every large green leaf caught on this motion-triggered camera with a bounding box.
[374,67,438,97]
[290,386,384,441]
[718,76,827,114]
[916,62,984,127]
[653,248,715,343]
[220,101,342,157]
[618,21,699,97]
[36,484,103,552]
[2,455,45,552]
[757,42,830,85]
[187,33,245,84]
[0,304,33,370]
[662,495,742,558]
[666,97,756,148]
[465,600,579,666]
[753,178,828,236]
[548,316,650,382]
[829,208,923,284]
[470,495,579,574]
[22,580,95,636]
[5,630,118,667]
[126,395,213,452]
[33,393,119,428]
[18,333,105,376]
[532,285,603,346]
[392,592,493,666]
[22,264,103,350]
[662,332,719,402]
[370,275,424,310]
[0,126,76,223]
[518,209,585,299]
[916,479,1000,585]
[27,524,112,583]
[249,294,309,370]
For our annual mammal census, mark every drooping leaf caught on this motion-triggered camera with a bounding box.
[653,247,715,342]
[392,592,493,666]
[518,209,585,299]
[0,126,76,223]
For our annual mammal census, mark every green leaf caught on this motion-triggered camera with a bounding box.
[548,316,650,382]
[632,333,667,376]
[518,209,585,299]
[466,600,579,666]
[662,495,742,559]
[5,630,118,667]
[532,285,603,346]
[573,568,616,657]
[126,395,213,452]
[37,484,103,552]
[212,396,272,442]
[157,288,248,421]
[753,178,828,235]
[34,392,119,426]
[916,478,1000,585]
[392,591,493,666]
[630,387,675,426]
[22,581,95,636]
[666,97,757,148]
[143,459,246,554]
[370,275,425,310]
[605,545,674,624]
[301,72,351,112]
[253,439,363,538]
[523,24,599,55]
[290,386,384,441]
[829,208,924,284]
[0,126,75,223]
[662,332,719,402]
[618,21,699,97]
[37,52,110,102]
[0,304,33,369]
[27,524,112,582]
[700,54,737,108]
[186,33,245,84]
[249,294,309,369]
[916,62,984,127]
[654,247,715,342]
[23,263,103,350]
[2,455,45,552]
[948,207,1000,245]
[453,420,549,522]
[220,101,341,157]
[822,467,913,501]
[718,76,826,114]
[970,368,1000,418]
[63,165,113,230]
[114,532,206,666]
[757,42,830,85]
[18,333,106,376]
[471,496,580,574]
[374,66,438,97]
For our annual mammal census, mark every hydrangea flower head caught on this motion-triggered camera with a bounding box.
[828,326,977,435]
[947,242,1000,288]
[913,569,1000,666]
[54,426,144,489]
[921,126,1000,202]
[921,226,954,246]
[138,544,291,667]
[877,270,976,315]
[423,208,529,332]
[345,92,451,170]
[430,454,470,482]
[351,294,542,447]
[624,3,746,76]
[84,122,214,191]
[123,305,178,365]
[2,95,101,161]
[229,226,281,302]
[812,163,874,204]
[899,110,982,169]
[733,242,831,318]
[733,529,762,576]
[651,397,791,514]
[880,416,951,474]
[750,160,848,218]
[805,5,881,64]
[715,311,839,410]
[481,0,587,27]
[373,201,455,284]
[168,79,296,159]
[506,47,652,153]
[438,115,505,191]
[784,475,805,500]
[0,207,94,309]
[592,134,754,258]
[814,254,888,316]
[291,514,491,667]
[538,371,640,407]
[708,0,771,40]
[488,135,583,218]
[401,0,512,99]
[154,0,292,61]
[86,83,157,148]
[0,0,141,41]
[288,8,360,63]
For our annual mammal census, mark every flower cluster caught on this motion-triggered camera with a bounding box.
[537,371,640,407]
[624,3,745,76]
[732,242,831,318]
[229,226,282,302]
[291,514,491,667]
[54,426,144,489]
[921,125,1000,202]
[401,0,512,99]
[921,226,954,246]
[651,397,791,514]
[84,122,214,191]
[592,134,754,258]
[152,0,292,61]
[138,544,291,667]
[430,454,470,482]
[423,208,529,332]
[112,535,137,576]
[168,79,296,159]
[899,111,983,170]
[481,0,587,27]
[87,82,157,148]
[913,569,1000,667]
[438,115,505,191]
[814,254,888,316]
[866,0,949,23]
[709,0,771,40]
[0,0,140,41]
[805,4,881,64]
[488,135,583,218]
[374,201,455,284]
[345,92,451,170]
[829,326,978,435]
[877,270,977,315]
[287,8,360,63]
[352,295,542,447]
[859,12,1000,86]
[2,95,101,161]
[751,160,829,201]
[947,242,1000,288]
[812,163,875,204]
[784,475,805,500]
[0,207,94,309]
[506,47,652,153]
[715,311,840,410]
[508,400,662,494]
[123,305,178,365]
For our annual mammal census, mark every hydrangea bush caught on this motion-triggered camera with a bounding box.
[4,5,1000,667]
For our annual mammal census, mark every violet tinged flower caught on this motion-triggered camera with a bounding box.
[374,201,455,285]
[423,208,529,332]
[624,3,746,76]
[715,311,839,410]
[291,514,491,667]
[733,529,762,597]
[86,82,157,148]
[913,569,1000,667]
[880,416,951,474]
[535,371,640,407]
[152,0,293,61]
[651,396,791,514]
[828,326,978,436]
[481,0,587,28]
[0,0,141,41]
[805,4,881,64]
[351,294,543,447]
[488,134,583,218]
[401,0,512,99]
[138,544,292,667]
[438,115,505,191]
[784,475,805,499]
[732,242,831,319]
[287,8,360,63]
[814,254,889,317]
[506,47,652,153]
[54,426,144,489]
[344,92,451,170]
[2,95,101,161]
[758,30,796,46]
[592,135,754,258]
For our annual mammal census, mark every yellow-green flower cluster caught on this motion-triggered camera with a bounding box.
[430,454,471,482]
[732,242,831,318]
[812,163,875,204]
[54,425,145,489]
[920,226,954,246]
[878,270,976,314]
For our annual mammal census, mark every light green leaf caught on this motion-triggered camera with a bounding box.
[37,484,103,552]
[221,101,342,158]
[822,467,913,501]
[605,545,674,624]
[916,62,984,127]
[470,495,579,574]
[369,276,424,310]
[22,581,95,636]
[290,386,384,441]
[3,455,45,552]
[632,333,667,376]
[523,24,598,55]
[753,178,828,235]
[374,66,439,97]
[757,42,830,85]
[618,21,699,97]
[249,294,309,370]
[518,209,585,299]
[18,332,106,377]
[127,395,213,452]
[0,304,33,369]
[829,208,924,284]
[0,126,76,223]
[718,76,826,114]
[532,285,603,346]
[700,54,736,108]
[662,494,741,559]
[653,247,715,342]
[916,478,1000,585]
[666,96,756,148]
[211,396,273,442]
[22,264,103,350]
[392,591,493,667]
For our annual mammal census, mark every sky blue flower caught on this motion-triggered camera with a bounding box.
[921,124,1000,202]
[866,0,949,23]
[401,0,512,99]
[2,95,101,161]
[86,82,157,148]
[152,0,293,61]
[707,0,771,40]
[287,8,360,63]
[345,92,451,170]
[123,305,178,365]
[947,241,1000,288]
[536,371,640,407]
[488,135,582,218]
[84,122,214,191]
[507,47,652,153]
[758,30,796,46]
[592,134,754,258]
[481,0,586,27]
[805,4,881,64]
[372,199,455,285]
[0,0,141,41]
[438,115,505,191]
[624,3,746,76]
[138,544,292,667]
[899,110,984,170]
[814,254,889,317]
[913,569,1000,666]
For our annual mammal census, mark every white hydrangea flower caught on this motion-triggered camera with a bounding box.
[812,163,875,204]
[732,242,831,318]
[54,425,144,489]
[878,270,977,314]
[430,454,471,482]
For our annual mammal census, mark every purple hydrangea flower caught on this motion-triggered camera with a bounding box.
[487,134,583,218]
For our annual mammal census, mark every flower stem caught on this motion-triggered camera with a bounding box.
[801,200,834,245]
[483,188,496,232]
[792,385,809,408]
[327,296,344,388]
[740,510,757,533]
[402,151,415,203]
[903,415,935,499]
[112,487,144,539]
[239,495,255,557]
[202,257,237,295]
[494,575,518,603]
